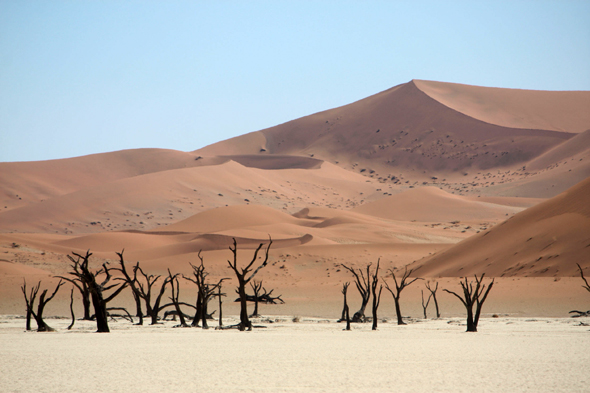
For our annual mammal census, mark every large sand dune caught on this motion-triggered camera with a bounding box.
[412,177,590,277]
[1,79,589,319]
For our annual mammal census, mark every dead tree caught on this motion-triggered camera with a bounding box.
[425,281,440,318]
[570,263,590,317]
[384,266,422,325]
[184,252,228,328]
[34,280,64,331]
[444,274,495,332]
[249,281,263,317]
[113,250,144,325]
[55,274,91,320]
[21,280,39,331]
[341,262,372,322]
[342,283,351,330]
[168,269,189,327]
[237,280,284,318]
[371,259,383,331]
[218,284,226,328]
[135,265,171,325]
[227,237,272,331]
[66,251,129,332]
[421,290,432,319]
[21,279,64,332]
[67,287,75,330]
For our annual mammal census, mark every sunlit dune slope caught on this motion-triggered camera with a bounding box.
[414,79,590,133]
[353,186,523,222]
[0,148,203,211]
[411,177,590,277]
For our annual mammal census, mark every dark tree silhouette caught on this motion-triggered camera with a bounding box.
[217,284,226,328]
[341,262,372,322]
[421,290,432,319]
[249,281,264,317]
[384,266,422,325]
[66,251,129,332]
[67,287,75,330]
[21,279,38,331]
[371,259,383,331]
[184,253,228,329]
[55,273,91,320]
[227,237,272,331]
[425,281,440,318]
[21,279,64,331]
[569,263,590,317]
[339,282,351,331]
[444,274,495,332]
[113,250,144,325]
[135,265,171,325]
[236,280,284,318]
[168,269,189,327]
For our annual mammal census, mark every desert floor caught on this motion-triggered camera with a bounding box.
[1,315,588,393]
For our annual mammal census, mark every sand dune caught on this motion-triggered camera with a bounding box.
[414,79,590,133]
[412,177,590,277]
[196,81,576,177]
[353,186,523,222]
[1,79,590,320]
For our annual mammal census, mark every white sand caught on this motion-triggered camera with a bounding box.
[1,315,588,393]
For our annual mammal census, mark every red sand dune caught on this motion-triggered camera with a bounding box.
[1,79,589,316]
[411,177,590,277]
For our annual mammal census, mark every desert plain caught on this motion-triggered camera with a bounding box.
[1,80,590,392]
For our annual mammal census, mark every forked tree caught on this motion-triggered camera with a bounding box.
[184,253,228,328]
[425,281,440,318]
[340,262,373,322]
[21,279,38,331]
[168,269,189,327]
[113,250,144,325]
[55,273,91,320]
[384,266,422,325]
[569,263,590,317]
[65,251,128,332]
[421,290,432,319]
[239,280,284,318]
[339,282,351,330]
[371,259,383,331]
[227,237,272,331]
[21,279,64,332]
[444,274,495,332]
[134,264,172,325]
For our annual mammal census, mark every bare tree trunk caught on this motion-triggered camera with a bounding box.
[425,281,440,318]
[67,287,75,330]
[421,289,432,319]
[34,280,65,332]
[21,280,39,331]
[371,259,382,331]
[384,266,422,325]
[227,237,272,331]
[218,285,224,328]
[444,274,495,332]
[341,263,372,322]
[168,270,189,328]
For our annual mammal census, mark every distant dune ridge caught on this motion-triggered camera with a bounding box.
[1,79,589,316]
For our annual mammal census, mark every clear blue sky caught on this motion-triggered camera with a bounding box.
[1,1,589,162]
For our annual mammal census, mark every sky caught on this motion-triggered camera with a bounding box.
[1,1,589,163]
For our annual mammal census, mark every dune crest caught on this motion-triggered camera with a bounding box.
[414,79,590,133]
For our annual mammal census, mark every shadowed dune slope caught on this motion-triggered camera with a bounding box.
[411,177,590,277]
[414,79,590,133]
[196,80,577,174]
[353,186,523,222]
